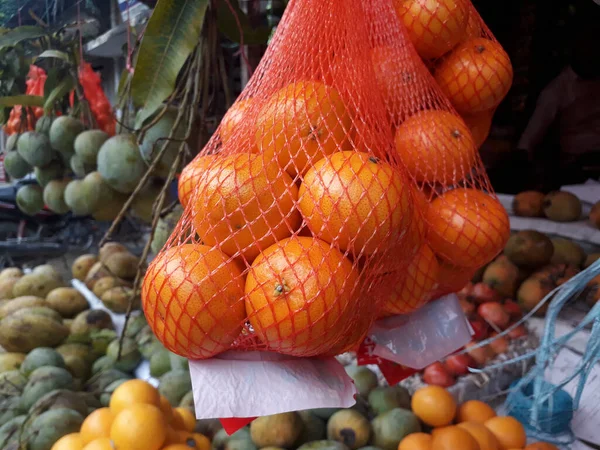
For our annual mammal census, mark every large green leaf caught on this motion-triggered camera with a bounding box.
[0,26,46,51]
[0,95,44,107]
[131,0,208,129]
[216,1,272,45]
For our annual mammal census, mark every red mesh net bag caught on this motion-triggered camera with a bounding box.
[142,0,511,361]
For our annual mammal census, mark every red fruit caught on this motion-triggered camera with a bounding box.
[459,297,475,316]
[503,299,523,319]
[488,332,509,355]
[507,324,528,339]
[469,318,489,340]
[469,282,502,304]
[478,302,510,329]
[465,341,494,366]
[423,362,456,387]
[445,353,475,375]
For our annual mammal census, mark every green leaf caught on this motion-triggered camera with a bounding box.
[35,50,70,63]
[131,0,208,129]
[0,26,46,51]
[0,95,44,107]
[216,1,272,45]
[44,77,75,114]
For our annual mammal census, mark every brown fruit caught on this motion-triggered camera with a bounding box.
[584,253,600,269]
[71,254,98,281]
[543,191,582,222]
[46,287,89,318]
[512,191,545,217]
[0,295,46,319]
[104,252,140,279]
[84,262,110,290]
[550,238,585,268]
[517,277,553,315]
[504,230,553,268]
[0,277,19,300]
[585,275,600,306]
[93,277,129,298]
[482,259,519,298]
[99,242,128,263]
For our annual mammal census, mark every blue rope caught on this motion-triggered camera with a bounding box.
[501,258,600,443]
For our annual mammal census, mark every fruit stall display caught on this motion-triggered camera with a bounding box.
[2,0,599,446]
[0,348,562,450]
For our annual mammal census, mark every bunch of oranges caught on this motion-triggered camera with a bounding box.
[50,379,209,450]
[402,385,559,450]
[393,0,513,147]
[144,0,511,362]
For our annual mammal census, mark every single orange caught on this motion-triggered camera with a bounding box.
[426,188,510,269]
[172,407,196,432]
[189,433,211,450]
[463,9,481,41]
[379,243,440,316]
[110,403,167,450]
[192,153,301,263]
[458,421,501,450]
[394,110,477,184]
[80,407,114,443]
[371,46,424,124]
[431,425,481,450]
[524,443,559,450]
[164,427,188,446]
[299,151,412,255]
[456,400,496,424]
[462,110,494,149]
[160,395,174,423]
[162,446,194,450]
[142,244,246,359]
[50,433,85,450]
[82,438,113,450]
[393,0,469,59]
[403,188,429,257]
[484,416,527,449]
[245,236,359,356]
[178,155,216,208]
[434,260,476,295]
[255,81,352,176]
[164,430,209,450]
[435,38,513,114]
[411,385,457,427]
[398,432,432,450]
[108,379,161,415]
[220,98,253,144]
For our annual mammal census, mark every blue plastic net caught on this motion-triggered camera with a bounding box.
[495,258,600,445]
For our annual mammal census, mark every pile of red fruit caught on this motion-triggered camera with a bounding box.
[422,282,529,387]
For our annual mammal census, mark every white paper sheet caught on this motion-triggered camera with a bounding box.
[188,351,357,419]
[368,294,472,369]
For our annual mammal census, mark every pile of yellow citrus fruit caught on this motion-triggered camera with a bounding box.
[50,379,209,450]
[400,385,559,450]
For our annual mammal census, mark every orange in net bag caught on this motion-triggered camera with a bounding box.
[143,0,420,361]
[392,0,513,148]
[347,0,511,382]
[360,0,512,319]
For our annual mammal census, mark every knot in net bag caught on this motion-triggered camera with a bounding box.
[142,0,511,362]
